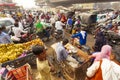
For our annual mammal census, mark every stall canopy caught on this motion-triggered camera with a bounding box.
[0,3,16,6]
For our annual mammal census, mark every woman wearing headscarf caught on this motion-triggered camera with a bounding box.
[86,45,120,80]
[90,45,112,62]
[86,58,120,80]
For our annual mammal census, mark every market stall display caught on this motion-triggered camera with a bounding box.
[63,43,90,80]
[6,64,32,80]
[51,43,91,80]
[0,44,25,63]
[1,39,44,67]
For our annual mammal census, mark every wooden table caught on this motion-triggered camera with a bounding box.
[65,43,89,59]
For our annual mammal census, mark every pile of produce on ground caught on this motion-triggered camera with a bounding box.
[0,39,44,63]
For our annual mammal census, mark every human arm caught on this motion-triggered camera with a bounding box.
[19,22,24,30]
[20,28,27,33]
[61,22,65,26]
[48,60,55,72]
[86,61,100,78]
[71,33,80,38]
[5,34,13,43]
[111,61,120,79]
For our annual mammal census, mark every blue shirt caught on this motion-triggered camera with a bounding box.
[72,31,87,45]
[0,32,12,44]
[55,42,68,62]
[106,23,112,30]
[67,18,73,26]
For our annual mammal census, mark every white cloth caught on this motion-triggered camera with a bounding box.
[87,59,120,80]
[74,21,78,25]
[50,17,55,24]
[80,31,86,39]
[55,21,64,30]
[12,27,27,38]
[19,22,24,30]
[11,36,20,41]
[118,30,120,36]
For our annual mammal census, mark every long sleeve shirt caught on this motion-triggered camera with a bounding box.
[87,59,120,80]
[55,21,65,30]
[71,31,87,45]
[12,27,27,38]
[55,42,68,62]
[0,32,13,44]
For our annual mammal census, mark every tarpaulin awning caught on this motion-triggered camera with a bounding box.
[0,3,16,6]
[4,3,16,6]
[0,4,4,6]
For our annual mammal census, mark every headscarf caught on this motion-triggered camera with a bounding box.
[92,45,112,62]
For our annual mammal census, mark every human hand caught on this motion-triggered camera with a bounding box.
[88,55,92,59]
[50,66,55,72]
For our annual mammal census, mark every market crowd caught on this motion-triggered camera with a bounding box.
[0,10,120,80]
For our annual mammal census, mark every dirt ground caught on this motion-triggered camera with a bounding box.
[31,31,95,80]
[31,31,120,80]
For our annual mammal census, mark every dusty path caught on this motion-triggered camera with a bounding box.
[32,32,95,80]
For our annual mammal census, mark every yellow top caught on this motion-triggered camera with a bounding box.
[36,58,51,80]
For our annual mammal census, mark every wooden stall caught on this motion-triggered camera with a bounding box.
[51,43,91,80]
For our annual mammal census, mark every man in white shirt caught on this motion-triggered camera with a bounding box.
[12,23,27,42]
[55,19,65,38]
[50,15,56,26]
[15,19,24,30]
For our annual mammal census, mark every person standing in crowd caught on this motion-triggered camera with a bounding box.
[35,19,44,38]
[12,22,27,42]
[50,14,56,27]
[71,17,76,34]
[86,58,120,80]
[55,18,65,38]
[71,27,87,46]
[32,45,54,80]
[27,15,33,27]
[15,18,24,31]
[0,26,13,44]
[61,13,67,23]
[74,16,81,31]
[93,27,107,52]
[66,16,73,33]
[86,45,120,80]
[105,21,113,30]
[45,12,50,23]
[90,45,112,62]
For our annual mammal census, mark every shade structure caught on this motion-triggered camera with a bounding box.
[4,3,16,6]
[0,3,16,6]
[0,3,4,6]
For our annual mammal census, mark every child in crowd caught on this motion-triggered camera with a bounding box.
[32,45,54,80]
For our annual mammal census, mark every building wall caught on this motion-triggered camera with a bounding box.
[81,3,94,9]
[2,0,13,3]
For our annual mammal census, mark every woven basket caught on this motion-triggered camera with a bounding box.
[5,64,32,80]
